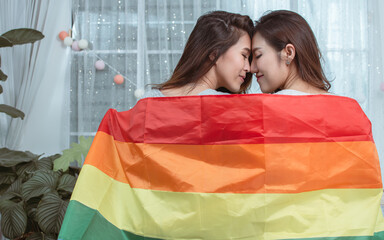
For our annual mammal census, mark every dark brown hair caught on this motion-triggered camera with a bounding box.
[254,10,331,91]
[154,11,254,94]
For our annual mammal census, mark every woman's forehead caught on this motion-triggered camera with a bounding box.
[252,33,268,52]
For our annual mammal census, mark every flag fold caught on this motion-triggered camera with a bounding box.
[59,94,384,240]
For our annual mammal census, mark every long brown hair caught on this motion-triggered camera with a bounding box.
[254,10,331,91]
[154,11,254,94]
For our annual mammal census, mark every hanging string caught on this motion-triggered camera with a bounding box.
[85,49,138,87]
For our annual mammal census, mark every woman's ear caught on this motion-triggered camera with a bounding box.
[209,50,218,62]
[283,43,296,66]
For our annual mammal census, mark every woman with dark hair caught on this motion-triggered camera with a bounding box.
[143,10,254,98]
[251,10,331,95]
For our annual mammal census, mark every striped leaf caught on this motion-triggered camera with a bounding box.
[26,232,57,240]
[0,148,37,167]
[16,154,60,177]
[26,197,41,221]
[21,170,59,201]
[57,174,76,193]
[0,200,27,239]
[0,167,17,185]
[0,177,23,202]
[36,192,68,234]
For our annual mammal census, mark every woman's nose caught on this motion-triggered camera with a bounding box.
[250,60,258,74]
[244,60,250,72]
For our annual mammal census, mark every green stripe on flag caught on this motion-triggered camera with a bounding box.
[59,200,162,240]
[285,231,384,240]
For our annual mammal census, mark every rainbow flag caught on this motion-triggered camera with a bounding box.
[59,94,384,239]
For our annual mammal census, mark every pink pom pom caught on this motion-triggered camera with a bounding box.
[95,60,105,70]
[114,75,124,85]
[59,31,69,41]
[72,41,80,51]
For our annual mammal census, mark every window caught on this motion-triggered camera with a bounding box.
[70,0,231,143]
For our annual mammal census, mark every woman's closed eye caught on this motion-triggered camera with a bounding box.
[255,54,262,59]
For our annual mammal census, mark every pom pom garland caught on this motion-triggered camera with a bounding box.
[114,74,124,85]
[95,60,105,70]
[59,31,69,40]
[63,37,73,46]
[78,39,89,49]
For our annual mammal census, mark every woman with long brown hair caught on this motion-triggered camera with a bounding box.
[251,10,331,95]
[143,10,254,98]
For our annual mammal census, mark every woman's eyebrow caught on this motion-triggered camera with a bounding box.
[243,48,251,53]
[252,47,261,53]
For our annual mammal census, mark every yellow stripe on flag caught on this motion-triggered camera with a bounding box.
[71,165,384,240]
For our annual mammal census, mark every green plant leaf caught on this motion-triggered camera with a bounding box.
[25,219,41,237]
[0,104,25,119]
[54,136,93,171]
[6,177,22,193]
[0,201,27,239]
[26,232,57,240]
[1,28,44,45]
[0,183,10,195]
[21,170,59,201]
[0,148,38,167]
[0,199,14,212]
[40,154,61,168]
[36,192,68,234]
[16,154,57,177]
[57,174,76,193]
[0,178,23,202]
[0,69,7,81]
[25,197,41,221]
[0,167,17,185]
[0,36,13,48]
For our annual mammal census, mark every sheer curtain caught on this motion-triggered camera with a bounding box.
[294,0,384,174]
[367,0,384,176]
[71,0,384,174]
[70,0,254,143]
[0,0,71,154]
[0,1,51,148]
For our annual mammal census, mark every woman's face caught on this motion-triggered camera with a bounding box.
[214,33,251,93]
[250,32,289,93]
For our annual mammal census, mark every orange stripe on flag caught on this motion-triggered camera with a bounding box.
[84,131,382,193]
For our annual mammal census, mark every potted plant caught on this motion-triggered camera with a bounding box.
[0,136,92,240]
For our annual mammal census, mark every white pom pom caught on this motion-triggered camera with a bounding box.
[134,89,145,99]
[78,39,89,49]
[63,37,73,46]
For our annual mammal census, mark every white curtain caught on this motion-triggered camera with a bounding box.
[69,0,255,143]
[0,0,381,175]
[70,0,384,175]
[294,0,384,176]
[0,0,71,154]
[367,0,384,176]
